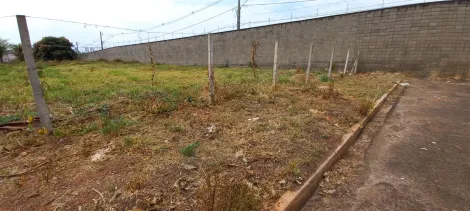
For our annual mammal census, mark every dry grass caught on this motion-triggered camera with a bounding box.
[0,61,403,210]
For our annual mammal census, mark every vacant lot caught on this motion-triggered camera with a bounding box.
[0,61,402,210]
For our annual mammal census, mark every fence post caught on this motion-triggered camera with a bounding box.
[343,49,350,74]
[208,34,215,104]
[305,43,314,84]
[350,50,360,75]
[328,47,335,79]
[273,41,279,89]
[16,15,53,134]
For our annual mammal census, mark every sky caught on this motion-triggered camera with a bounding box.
[0,0,444,51]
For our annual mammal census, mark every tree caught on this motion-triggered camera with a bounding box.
[0,38,9,63]
[11,44,24,61]
[33,36,77,61]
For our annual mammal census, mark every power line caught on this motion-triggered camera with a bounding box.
[142,0,227,31]
[0,15,15,19]
[25,15,144,32]
[252,0,356,15]
[120,5,240,44]
[244,0,319,6]
[248,0,419,25]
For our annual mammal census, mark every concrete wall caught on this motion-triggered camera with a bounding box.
[85,1,470,76]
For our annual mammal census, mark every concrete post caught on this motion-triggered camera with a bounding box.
[273,41,279,89]
[208,34,215,104]
[306,43,314,84]
[16,15,53,134]
[328,47,335,79]
[344,49,350,74]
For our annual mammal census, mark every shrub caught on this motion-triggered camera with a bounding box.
[357,99,374,116]
[33,36,77,61]
[101,116,133,136]
[319,75,330,82]
[11,44,24,61]
[181,141,200,157]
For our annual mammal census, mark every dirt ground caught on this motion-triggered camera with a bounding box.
[0,61,404,210]
[303,79,470,211]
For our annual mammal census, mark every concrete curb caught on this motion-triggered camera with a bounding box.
[274,80,402,211]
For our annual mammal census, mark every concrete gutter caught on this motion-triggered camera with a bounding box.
[274,80,402,211]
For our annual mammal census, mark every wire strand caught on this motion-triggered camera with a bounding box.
[244,0,319,6]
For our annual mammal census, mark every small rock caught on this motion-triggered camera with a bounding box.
[182,164,197,171]
[20,151,28,157]
[279,179,287,185]
[242,157,248,164]
[432,142,436,145]
[399,82,410,87]
[248,117,260,121]
[234,150,244,158]
[324,189,336,194]
[206,124,216,133]
[317,85,329,90]
[90,148,109,162]
[420,147,428,151]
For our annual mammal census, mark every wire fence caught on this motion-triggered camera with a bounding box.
[0,0,446,53]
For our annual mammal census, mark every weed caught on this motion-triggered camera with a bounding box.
[123,137,135,148]
[170,125,185,133]
[81,140,93,157]
[198,170,261,211]
[0,114,21,124]
[53,130,66,138]
[319,75,330,82]
[181,141,200,157]
[99,104,110,117]
[101,116,133,136]
[126,174,146,191]
[357,99,374,116]
[287,161,301,177]
[320,134,329,139]
[310,143,327,159]
[78,122,98,135]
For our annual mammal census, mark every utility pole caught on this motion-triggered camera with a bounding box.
[237,0,241,30]
[16,15,53,134]
[76,41,79,53]
[100,31,103,50]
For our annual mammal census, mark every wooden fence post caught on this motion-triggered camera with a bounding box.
[305,43,314,84]
[16,15,53,134]
[343,49,350,74]
[272,41,279,89]
[328,47,335,79]
[208,34,215,104]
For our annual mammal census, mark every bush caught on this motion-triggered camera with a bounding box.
[11,44,24,61]
[319,75,330,82]
[33,36,77,61]
[181,141,200,157]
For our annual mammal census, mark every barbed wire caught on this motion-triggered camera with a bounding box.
[252,0,356,15]
[248,0,421,26]
[142,0,227,31]
[25,16,144,32]
[244,0,319,6]
[0,15,15,19]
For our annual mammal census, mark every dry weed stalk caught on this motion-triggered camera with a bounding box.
[251,41,260,79]
[147,43,157,86]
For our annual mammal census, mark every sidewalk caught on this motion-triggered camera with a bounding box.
[303,79,470,211]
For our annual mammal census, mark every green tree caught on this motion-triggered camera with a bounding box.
[11,44,24,61]
[0,38,9,63]
[33,36,77,61]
